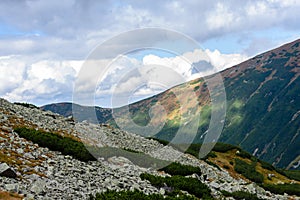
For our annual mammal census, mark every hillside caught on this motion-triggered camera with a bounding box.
[1,98,300,199]
[42,39,300,170]
[41,102,112,124]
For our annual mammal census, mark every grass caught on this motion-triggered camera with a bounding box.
[0,191,22,200]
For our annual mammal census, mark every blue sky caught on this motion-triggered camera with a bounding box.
[0,0,300,107]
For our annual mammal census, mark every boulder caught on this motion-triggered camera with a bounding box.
[108,156,133,166]
[0,163,17,178]
[4,183,19,192]
[30,179,46,194]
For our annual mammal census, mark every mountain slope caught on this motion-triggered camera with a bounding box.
[41,102,112,124]
[2,98,300,199]
[42,39,300,169]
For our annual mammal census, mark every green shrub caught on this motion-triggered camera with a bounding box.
[260,160,275,171]
[281,170,300,181]
[89,190,197,200]
[234,158,264,183]
[202,151,217,160]
[159,162,201,176]
[14,102,39,109]
[262,183,300,196]
[140,173,213,199]
[212,143,239,153]
[237,150,253,160]
[194,85,200,91]
[14,127,96,162]
[14,128,169,168]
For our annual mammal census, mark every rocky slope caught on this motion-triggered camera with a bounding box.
[42,38,300,170]
[1,98,300,199]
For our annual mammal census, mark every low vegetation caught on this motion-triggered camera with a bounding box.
[88,190,197,200]
[14,102,39,109]
[15,127,168,168]
[262,183,300,196]
[159,162,201,176]
[14,127,96,162]
[234,158,264,183]
[277,169,300,182]
[259,160,275,171]
[140,173,213,199]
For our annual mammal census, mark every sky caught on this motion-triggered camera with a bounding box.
[0,0,300,107]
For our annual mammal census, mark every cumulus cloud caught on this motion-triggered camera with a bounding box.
[0,46,248,107]
[0,0,299,59]
[0,0,299,106]
[92,48,247,107]
[0,56,82,105]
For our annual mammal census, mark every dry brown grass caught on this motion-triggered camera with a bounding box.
[208,150,300,184]
[0,191,23,200]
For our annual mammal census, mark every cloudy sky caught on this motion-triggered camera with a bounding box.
[0,0,299,107]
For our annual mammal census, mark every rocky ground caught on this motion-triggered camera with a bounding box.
[0,98,299,199]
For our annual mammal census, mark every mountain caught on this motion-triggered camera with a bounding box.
[42,39,300,170]
[41,102,112,124]
[1,98,300,199]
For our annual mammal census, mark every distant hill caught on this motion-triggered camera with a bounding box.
[42,39,300,169]
[41,102,112,124]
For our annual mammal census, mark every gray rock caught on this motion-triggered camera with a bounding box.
[24,152,35,159]
[108,156,133,166]
[210,181,220,189]
[17,148,24,154]
[0,163,17,178]
[5,183,19,192]
[30,179,46,194]
[24,193,35,200]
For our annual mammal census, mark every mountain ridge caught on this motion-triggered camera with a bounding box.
[42,38,300,170]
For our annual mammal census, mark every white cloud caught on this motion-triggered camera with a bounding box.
[0,56,82,105]
[206,3,237,31]
[0,56,27,94]
[0,0,299,59]
[91,48,247,107]
[205,49,248,71]
[0,0,299,106]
